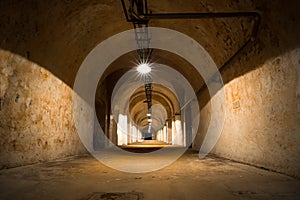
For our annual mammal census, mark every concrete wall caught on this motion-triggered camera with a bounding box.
[193,2,300,177]
[194,53,300,176]
[0,49,86,168]
[0,0,299,176]
[209,49,299,177]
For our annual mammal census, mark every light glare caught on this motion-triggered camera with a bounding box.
[137,63,151,74]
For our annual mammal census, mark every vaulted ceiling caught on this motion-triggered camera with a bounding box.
[1,0,299,128]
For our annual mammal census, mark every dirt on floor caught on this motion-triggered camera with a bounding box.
[0,149,299,200]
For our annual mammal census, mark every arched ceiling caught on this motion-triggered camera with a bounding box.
[95,49,204,104]
[1,0,257,87]
[129,84,180,129]
[1,0,299,113]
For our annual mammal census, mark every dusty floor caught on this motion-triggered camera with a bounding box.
[0,149,299,200]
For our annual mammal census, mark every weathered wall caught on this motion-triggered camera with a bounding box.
[0,0,299,176]
[212,49,299,177]
[194,53,300,177]
[194,2,300,177]
[0,49,86,168]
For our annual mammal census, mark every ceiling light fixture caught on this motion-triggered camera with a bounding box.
[137,62,151,74]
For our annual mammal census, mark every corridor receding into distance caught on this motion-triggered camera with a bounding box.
[0,0,299,200]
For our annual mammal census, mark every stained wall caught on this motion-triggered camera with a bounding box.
[0,50,86,168]
[193,1,300,177]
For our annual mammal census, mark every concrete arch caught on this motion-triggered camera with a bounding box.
[1,0,299,178]
[129,84,180,125]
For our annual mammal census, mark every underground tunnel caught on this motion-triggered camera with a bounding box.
[0,0,300,199]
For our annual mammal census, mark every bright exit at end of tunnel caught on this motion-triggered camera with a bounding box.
[73,27,225,173]
[1,0,300,200]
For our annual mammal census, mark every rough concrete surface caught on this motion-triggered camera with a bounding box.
[0,150,299,200]
[193,1,300,177]
[0,0,299,192]
[0,49,86,169]
[194,47,300,177]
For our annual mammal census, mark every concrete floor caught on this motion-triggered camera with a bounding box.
[0,149,299,200]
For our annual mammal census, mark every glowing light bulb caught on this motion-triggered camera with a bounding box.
[137,63,151,74]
